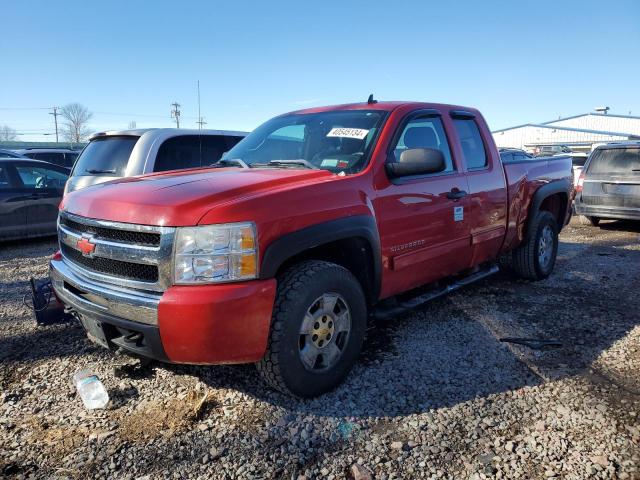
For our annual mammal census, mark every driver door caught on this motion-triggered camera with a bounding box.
[375,111,473,297]
[14,162,68,237]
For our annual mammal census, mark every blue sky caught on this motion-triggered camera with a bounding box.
[2,0,639,140]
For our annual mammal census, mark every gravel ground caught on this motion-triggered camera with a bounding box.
[1,218,639,480]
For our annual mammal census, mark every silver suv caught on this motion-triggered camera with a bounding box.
[65,128,247,194]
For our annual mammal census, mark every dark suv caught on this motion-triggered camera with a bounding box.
[16,148,80,168]
[575,141,640,225]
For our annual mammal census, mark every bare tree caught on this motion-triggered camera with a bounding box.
[0,125,17,141]
[61,103,93,143]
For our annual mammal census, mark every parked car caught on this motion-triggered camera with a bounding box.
[0,149,28,159]
[557,152,588,188]
[575,141,640,225]
[0,158,69,241]
[64,128,248,194]
[51,100,573,397]
[533,144,574,157]
[499,147,533,162]
[16,148,80,168]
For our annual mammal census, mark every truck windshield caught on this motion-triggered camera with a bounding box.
[587,148,640,175]
[72,136,139,177]
[222,110,386,174]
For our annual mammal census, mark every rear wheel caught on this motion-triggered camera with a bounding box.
[256,260,367,397]
[586,216,600,227]
[512,211,559,280]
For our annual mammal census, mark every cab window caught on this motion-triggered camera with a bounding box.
[390,116,454,173]
[453,119,487,169]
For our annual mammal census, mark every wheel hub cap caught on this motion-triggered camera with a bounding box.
[538,225,554,268]
[298,293,351,372]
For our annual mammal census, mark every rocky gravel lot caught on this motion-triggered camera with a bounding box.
[1,218,639,480]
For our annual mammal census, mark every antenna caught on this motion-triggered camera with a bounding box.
[367,94,377,104]
[197,80,202,130]
[170,102,181,128]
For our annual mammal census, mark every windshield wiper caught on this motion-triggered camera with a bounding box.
[266,159,319,170]
[211,158,250,169]
[85,168,116,174]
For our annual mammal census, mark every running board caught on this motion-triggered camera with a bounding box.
[371,264,499,320]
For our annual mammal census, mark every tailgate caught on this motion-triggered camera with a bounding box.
[582,147,640,208]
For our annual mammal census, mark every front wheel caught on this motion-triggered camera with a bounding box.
[256,261,367,397]
[512,211,559,280]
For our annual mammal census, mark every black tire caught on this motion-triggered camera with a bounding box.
[512,211,559,281]
[256,260,367,398]
[586,216,600,227]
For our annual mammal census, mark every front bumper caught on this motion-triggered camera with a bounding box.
[574,202,640,221]
[50,258,277,364]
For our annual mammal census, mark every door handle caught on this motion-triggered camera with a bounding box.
[446,189,467,200]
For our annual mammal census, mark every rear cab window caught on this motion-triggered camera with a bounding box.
[72,136,139,176]
[452,118,487,169]
[587,147,640,175]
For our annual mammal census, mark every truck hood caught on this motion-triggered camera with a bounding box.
[61,167,335,226]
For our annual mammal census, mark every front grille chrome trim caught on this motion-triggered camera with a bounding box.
[50,258,160,325]
[58,211,175,292]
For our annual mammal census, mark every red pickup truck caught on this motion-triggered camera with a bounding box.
[51,100,573,397]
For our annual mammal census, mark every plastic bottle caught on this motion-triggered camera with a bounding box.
[73,369,109,409]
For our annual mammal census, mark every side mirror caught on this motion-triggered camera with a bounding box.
[385,148,446,178]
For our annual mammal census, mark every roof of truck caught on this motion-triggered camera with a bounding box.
[288,101,477,115]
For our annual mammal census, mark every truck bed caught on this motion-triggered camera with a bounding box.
[501,155,573,252]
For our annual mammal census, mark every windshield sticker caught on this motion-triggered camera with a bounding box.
[327,128,369,140]
[321,159,339,167]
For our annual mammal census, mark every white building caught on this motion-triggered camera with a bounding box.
[492,112,640,153]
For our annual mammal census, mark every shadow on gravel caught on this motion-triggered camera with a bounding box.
[0,321,99,363]
[596,219,640,233]
[0,236,57,260]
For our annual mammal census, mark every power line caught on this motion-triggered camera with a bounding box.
[0,107,50,111]
[170,102,181,129]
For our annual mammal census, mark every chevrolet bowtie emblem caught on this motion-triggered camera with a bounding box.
[76,236,96,256]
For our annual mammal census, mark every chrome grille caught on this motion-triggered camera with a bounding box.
[59,215,161,246]
[58,211,175,292]
[60,243,159,282]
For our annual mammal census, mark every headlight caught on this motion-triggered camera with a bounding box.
[174,222,257,284]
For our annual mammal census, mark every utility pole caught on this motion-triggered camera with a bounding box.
[49,106,60,143]
[170,102,181,128]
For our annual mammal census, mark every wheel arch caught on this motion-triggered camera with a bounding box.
[526,179,570,239]
[259,216,381,304]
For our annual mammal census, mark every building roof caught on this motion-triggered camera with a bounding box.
[541,112,640,125]
[493,112,640,135]
[492,123,639,138]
